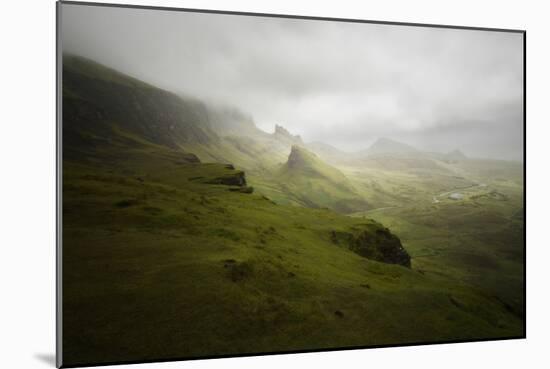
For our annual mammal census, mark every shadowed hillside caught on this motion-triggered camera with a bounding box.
[63,54,220,151]
[61,55,524,366]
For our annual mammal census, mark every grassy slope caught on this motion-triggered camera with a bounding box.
[181,139,371,214]
[258,146,370,213]
[62,56,365,215]
[63,142,522,366]
[349,159,525,319]
[61,55,524,366]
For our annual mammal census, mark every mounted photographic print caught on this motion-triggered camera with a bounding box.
[56,1,525,367]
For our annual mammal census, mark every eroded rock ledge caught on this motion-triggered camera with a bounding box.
[331,223,411,267]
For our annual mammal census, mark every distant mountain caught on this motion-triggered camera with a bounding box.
[364,138,418,156]
[306,141,352,165]
[446,149,468,161]
[272,124,304,145]
[307,138,455,174]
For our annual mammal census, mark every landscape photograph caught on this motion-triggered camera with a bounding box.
[59,3,525,367]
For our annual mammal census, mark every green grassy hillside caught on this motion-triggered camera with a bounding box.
[263,145,370,213]
[63,143,523,366]
[62,55,375,214]
[61,55,524,366]
[349,158,525,320]
[63,55,282,171]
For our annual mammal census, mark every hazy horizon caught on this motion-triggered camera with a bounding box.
[61,4,524,161]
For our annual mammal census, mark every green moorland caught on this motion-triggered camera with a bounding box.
[348,158,525,319]
[61,55,524,366]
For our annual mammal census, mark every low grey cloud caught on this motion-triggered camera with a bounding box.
[61,4,524,160]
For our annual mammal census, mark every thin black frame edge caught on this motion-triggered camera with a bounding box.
[55,1,527,368]
[522,30,526,340]
[56,0,63,368]
[57,0,526,34]
[59,335,526,369]
[55,1,63,368]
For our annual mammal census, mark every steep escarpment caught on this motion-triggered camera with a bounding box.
[63,54,220,151]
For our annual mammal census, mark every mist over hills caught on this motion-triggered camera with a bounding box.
[67,50,524,166]
[61,3,523,161]
[66,53,523,180]
[63,53,523,214]
[362,137,418,156]
[63,54,511,164]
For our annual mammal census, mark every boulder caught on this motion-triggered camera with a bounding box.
[205,170,247,186]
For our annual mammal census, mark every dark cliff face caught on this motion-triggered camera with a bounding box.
[286,145,308,169]
[62,54,219,152]
[198,165,249,187]
[203,169,255,194]
[331,225,411,268]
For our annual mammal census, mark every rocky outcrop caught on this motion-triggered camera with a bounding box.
[273,124,303,145]
[286,145,311,169]
[229,186,254,194]
[180,152,201,163]
[331,225,411,267]
[205,170,247,186]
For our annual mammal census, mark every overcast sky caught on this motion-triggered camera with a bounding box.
[61,4,524,161]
